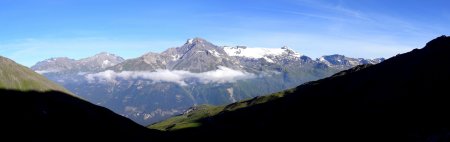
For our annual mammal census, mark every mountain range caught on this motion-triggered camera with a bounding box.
[0,36,449,141]
[31,38,384,125]
[148,35,450,141]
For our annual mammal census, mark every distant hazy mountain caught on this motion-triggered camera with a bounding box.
[0,56,70,93]
[32,37,383,125]
[149,36,450,141]
[223,45,301,64]
[32,52,124,73]
[317,54,384,69]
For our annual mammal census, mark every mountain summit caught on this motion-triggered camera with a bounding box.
[167,38,240,72]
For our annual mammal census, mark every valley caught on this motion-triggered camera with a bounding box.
[31,38,383,125]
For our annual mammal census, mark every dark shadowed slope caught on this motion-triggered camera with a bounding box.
[0,56,166,141]
[154,36,450,141]
[0,89,165,142]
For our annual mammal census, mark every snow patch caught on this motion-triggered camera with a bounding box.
[102,60,111,68]
[103,60,110,65]
[223,46,301,59]
[263,57,274,63]
[349,60,360,66]
[187,39,194,44]
[171,54,181,61]
[319,57,326,62]
[207,50,221,57]
[318,57,332,66]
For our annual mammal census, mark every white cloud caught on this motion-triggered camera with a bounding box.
[35,70,60,74]
[77,72,88,76]
[85,66,257,86]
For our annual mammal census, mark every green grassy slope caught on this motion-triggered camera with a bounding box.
[0,56,71,94]
[148,89,291,131]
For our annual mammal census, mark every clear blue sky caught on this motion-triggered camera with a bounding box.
[0,0,449,67]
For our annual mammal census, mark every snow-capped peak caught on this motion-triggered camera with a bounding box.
[223,46,301,59]
[316,54,384,68]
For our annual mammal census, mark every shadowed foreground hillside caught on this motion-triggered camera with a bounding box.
[0,55,165,141]
[152,36,450,141]
[0,89,166,142]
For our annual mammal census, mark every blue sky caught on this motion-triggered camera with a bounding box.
[0,0,449,67]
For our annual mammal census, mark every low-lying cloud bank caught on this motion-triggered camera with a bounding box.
[35,70,60,74]
[85,66,257,86]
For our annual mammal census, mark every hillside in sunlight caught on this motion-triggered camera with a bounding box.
[0,56,70,94]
